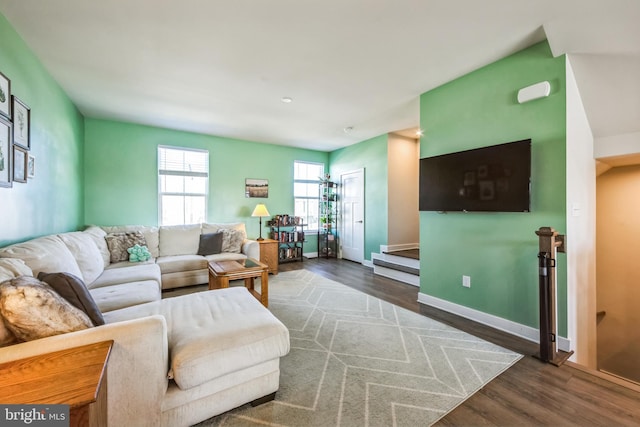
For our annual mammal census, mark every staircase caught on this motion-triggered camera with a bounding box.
[372,247,419,287]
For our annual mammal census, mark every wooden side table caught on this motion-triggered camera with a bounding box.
[258,238,279,275]
[0,340,113,427]
[208,258,269,307]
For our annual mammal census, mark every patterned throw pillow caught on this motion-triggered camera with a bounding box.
[105,231,147,263]
[221,229,244,253]
[0,276,93,342]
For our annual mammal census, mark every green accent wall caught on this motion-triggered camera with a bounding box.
[419,41,567,334]
[329,134,389,261]
[0,14,84,246]
[84,119,327,245]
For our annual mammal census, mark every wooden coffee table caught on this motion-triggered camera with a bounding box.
[208,258,269,307]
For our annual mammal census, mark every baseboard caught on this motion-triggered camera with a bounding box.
[363,259,373,268]
[303,252,318,259]
[380,243,419,253]
[418,292,571,352]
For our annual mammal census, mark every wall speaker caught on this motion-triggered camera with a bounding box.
[517,81,551,104]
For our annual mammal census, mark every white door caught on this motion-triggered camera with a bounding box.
[340,169,365,263]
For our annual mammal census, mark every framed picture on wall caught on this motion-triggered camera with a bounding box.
[0,118,12,187]
[27,154,35,178]
[12,96,30,150]
[13,145,27,183]
[0,72,10,120]
[245,178,269,198]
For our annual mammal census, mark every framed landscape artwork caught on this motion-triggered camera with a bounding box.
[0,119,11,187]
[12,96,30,150]
[13,145,27,183]
[245,178,268,198]
[0,72,10,120]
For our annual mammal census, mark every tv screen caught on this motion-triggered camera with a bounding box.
[419,139,531,212]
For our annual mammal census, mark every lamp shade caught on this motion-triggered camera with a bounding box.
[251,204,270,217]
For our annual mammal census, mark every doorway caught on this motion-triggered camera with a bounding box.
[596,163,640,385]
[340,169,364,263]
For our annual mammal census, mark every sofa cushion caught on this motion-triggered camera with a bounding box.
[0,276,93,342]
[105,231,147,263]
[162,288,290,390]
[156,255,207,275]
[159,224,201,257]
[89,263,161,289]
[202,222,247,240]
[90,280,161,313]
[101,225,160,258]
[0,258,32,283]
[38,272,105,326]
[197,232,223,256]
[58,231,105,284]
[0,235,83,280]
[83,226,111,268]
[204,252,247,263]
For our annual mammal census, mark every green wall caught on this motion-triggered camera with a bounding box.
[419,41,567,334]
[0,14,85,246]
[329,134,389,261]
[84,119,327,245]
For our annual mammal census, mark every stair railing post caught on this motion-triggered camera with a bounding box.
[534,227,572,366]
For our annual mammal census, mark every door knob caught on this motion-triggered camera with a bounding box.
[355,220,363,223]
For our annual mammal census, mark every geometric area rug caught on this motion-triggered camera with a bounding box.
[196,270,523,426]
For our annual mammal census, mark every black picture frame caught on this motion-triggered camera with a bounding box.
[12,96,30,150]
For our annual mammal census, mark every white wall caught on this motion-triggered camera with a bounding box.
[387,133,419,246]
[565,56,597,368]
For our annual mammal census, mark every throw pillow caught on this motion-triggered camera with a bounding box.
[0,309,17,347]
[105,231,147,263]
[197,231,223,255]
[0,276,93,342]
[221,229,244,253]
[37,272,105,326]
[127,244,151,262]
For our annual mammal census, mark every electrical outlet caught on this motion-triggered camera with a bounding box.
[462,275,471,288]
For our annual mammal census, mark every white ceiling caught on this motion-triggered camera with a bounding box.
[0,0,638,151]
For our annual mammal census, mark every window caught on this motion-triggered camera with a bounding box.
[158,146,208,226]
[294,161,324,232]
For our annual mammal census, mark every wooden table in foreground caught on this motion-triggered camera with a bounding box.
[0,340,113,427]
[208,258,269,307]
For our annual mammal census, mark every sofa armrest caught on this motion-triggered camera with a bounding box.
[242,239,260,260]
[0,316,168,427]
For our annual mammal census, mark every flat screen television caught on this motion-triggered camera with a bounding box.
[419,139,531,212]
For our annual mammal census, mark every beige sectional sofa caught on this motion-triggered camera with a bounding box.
[0,223,289,426]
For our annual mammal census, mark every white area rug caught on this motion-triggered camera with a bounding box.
[198,270,522,426]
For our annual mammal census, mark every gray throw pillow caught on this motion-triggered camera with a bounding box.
[38,272,105,326]
[197,231,224,256]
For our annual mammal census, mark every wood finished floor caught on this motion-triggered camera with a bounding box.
[279,258,640,426]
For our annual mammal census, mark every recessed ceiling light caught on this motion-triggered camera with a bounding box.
[281,97,293,103]
[343,126,354,134]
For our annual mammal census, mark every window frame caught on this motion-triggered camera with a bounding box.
[294,161,324,233]
[158,145,209,226]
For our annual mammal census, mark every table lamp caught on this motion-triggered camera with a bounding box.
[251,203,270,241]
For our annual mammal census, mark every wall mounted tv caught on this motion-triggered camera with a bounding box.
[419,139,531,212]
